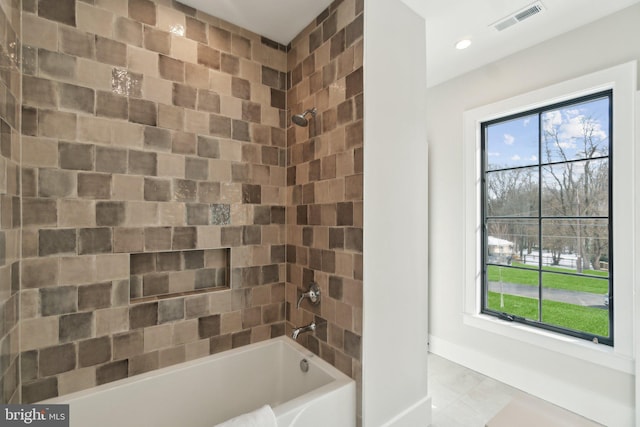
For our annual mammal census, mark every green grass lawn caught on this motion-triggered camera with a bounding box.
[487,262,609,294]
[487,292,609,337]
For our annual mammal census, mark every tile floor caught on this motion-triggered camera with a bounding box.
[428,353,526,427]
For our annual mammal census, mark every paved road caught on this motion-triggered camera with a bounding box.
[488,281,607,309]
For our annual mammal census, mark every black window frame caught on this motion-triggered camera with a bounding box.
[480,89,613,346]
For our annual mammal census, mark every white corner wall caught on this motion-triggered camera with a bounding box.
[427,4,640,426]
[362,1,430,426]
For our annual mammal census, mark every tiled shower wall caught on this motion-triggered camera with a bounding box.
[0,0,21,405]
[19,0,288,402]
[285,0,364,416]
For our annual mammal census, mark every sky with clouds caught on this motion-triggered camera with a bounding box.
[485,96,609,170]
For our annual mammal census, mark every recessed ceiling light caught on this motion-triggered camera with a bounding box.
[456,39,472,50]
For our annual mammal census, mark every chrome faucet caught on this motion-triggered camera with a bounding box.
[291,321,316,340]
[297,282,321,309]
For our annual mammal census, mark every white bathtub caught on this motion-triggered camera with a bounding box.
[44,336,355,427]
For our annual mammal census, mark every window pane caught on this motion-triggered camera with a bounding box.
[486,265,539,321]
[486,167,538,217]
[541,159,609,217]
[486,219,539,266]
[541,272,609,337]
[486,114,539,171]
[541,219,609,276]
[541,97,610,163]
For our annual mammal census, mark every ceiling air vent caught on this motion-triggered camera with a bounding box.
[491,1,545,32]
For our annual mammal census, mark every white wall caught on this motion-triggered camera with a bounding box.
[362,1,430,426]
[427,4,640,426]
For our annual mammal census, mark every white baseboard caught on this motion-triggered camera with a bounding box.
[379,395,432,427]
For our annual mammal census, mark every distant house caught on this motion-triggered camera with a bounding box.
[488,236,514,264]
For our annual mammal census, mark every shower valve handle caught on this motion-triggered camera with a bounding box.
[297,282,321,309]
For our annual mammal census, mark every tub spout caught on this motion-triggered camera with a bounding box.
[292,322,316,340]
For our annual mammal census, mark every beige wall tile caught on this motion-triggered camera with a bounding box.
[220,311,241,334]
[22,257,60,288]
[185,339,209,361]
[251,246,271,266]
[128,46,159,77]
[112,174,144,200]
[58,366,97,396]
[239,59,260,82]
[208,160,232,182]
[335,252,354,278]
[21,290,39,319]
[354,40,363,69]
[22,137,58,168]
[143,76,173,105]
[124,202,159,226]
[77,3,114,38]
[252,44,286,70]
[170,35,197,63]
[158,104,184,130]
[21,317,59,351]
[337,0,357,30]
[77,58,113,91]
[251,286,269,305]
[96,254,130,281]
[111,122,144,149]
[23,14,58,50]
[261,186,282,205]
[184,110,208,135]
[78,116,111,144]
[60,255,97,284]
[168,270,195,293]
[218,140,241,162]
[59,200,95,227]
[157,153,185,177]
[197,226,221,249]
[159,345,186,368]
[209,71,232,96]
[172,319,198,345]
[210,290,231,313]
[157,5,186,35]
[95,307,129,336]
[95,0,128,16]
[253,84,271,107]
[262,107,280,128]
[185,63,209,89]
[250,325,270,343]
[219,96,241,119]
[144,324,173,352]
[335,301,354,330]
[158,203,185,226]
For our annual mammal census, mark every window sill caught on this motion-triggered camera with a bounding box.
[463,313,633,374]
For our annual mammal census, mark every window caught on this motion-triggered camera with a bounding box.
[462,62,636,369]
[480,91,612,345]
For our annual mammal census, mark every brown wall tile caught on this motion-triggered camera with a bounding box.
[59,312,93,342]
[60,27,95,58]
[39,0,76,26]
[96,360,128,385]
[144,27,170,55]
[40,286,78,316]
[79,336,112,367]
[129,0,156,26]
[96,37,127,66]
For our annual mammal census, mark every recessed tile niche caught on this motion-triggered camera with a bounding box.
[130,248,230,301]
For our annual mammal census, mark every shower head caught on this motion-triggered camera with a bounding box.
[291,108,317,127]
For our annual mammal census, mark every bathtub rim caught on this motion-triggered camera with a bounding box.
[42,335,355,420]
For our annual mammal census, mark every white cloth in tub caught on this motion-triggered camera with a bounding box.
[214,404,277,427]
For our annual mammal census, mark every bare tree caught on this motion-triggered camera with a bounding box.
[542,111,609,272]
